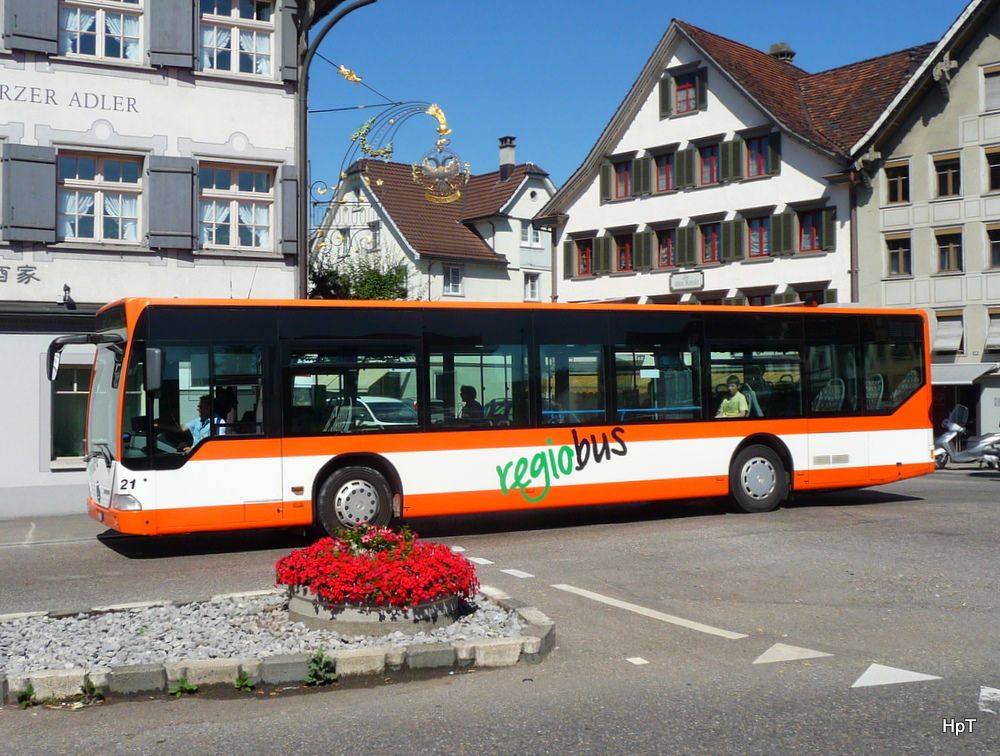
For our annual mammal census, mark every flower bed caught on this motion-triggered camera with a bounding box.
[274,526,479,609]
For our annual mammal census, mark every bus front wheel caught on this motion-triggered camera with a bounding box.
[729,445,786,513]
[317,466,393,533]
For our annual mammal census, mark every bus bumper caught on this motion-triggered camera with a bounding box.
[88,498,157,535]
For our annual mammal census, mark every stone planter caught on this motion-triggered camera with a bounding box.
[287,586,460,635]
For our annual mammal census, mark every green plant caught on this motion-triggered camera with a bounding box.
[16,684,34,709]
[234,670,255,692]
[168,677,198,698]
[305,650,338,687]
[75,675,105,705]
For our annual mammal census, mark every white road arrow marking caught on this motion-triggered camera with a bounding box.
[753,643,833,664]
[851,663,942,688]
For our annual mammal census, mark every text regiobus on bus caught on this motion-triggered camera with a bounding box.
[47,298,936,536]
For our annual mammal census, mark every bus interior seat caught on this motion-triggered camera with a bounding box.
[741,384,764,418]
[811,378,845,412]
[889,369,920,405]
[865,374,884,410]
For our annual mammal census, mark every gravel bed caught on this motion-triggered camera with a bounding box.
[0,592,526,676]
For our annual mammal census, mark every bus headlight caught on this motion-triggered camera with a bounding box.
[111,492,142,511]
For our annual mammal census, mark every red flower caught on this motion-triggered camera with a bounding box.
[275,526,479,608]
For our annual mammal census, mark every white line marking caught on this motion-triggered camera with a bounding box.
[449,545,466,553]
[551,584,748,640]
[979,686,1000,714]
[626,657,650,666]
[468,557,494,565]
[753,643,833,664]
[500,569,534,579]
[851,663,942,688]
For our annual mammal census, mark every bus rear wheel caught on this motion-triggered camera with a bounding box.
[729,444,786,513]
[317,466,393,533]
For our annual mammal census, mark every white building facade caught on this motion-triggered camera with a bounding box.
[0,0,310,517]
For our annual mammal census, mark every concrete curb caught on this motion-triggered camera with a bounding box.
[0,585,554,706]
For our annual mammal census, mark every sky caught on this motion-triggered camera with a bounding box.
[306,0,971,195]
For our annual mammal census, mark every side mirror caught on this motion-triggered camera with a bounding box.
[146,347,163,393]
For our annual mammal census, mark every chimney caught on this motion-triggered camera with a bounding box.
[767,42,796,64]
[499,136,516,181]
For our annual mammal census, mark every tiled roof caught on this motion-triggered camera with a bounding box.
[677,21,935,156]
[348,160,546,265]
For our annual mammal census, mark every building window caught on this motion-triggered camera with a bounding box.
[934,153,961,197]
[524,273,540,301]
[58,153,141,242]
[699,144,719,186]
[936,229,963,272]
[747,293,772,306]
[886,235,912,276]
[199,164,274,250]
[59,0,142,61]
[747,216,770,258]
[885,162,910,204]
[654,153,674,192]
[521,221,540,246]
[988,226,1000,267]
[443,265,463,295]
[657,228,676,267]
[799,210,823,252]
[613,161,631,199]
[701,222,721,263]
[675,72,698,114]
[985,66,1000,111]
[934,312,964,353]
[986,149,1000,192]
[615,234,632,271]
[52,365,93,461]
[746,136,769,178]
[575,239,593,276]
[200,0,274,76]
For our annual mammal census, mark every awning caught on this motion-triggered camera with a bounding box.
[931,363,999,386]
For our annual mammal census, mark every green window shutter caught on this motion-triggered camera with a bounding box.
[768,132,782,175]
[721,220,744,262]
[659,77,673,118]
[599,162,612,203]
[634,231,654,270]
[695,68,708,110]
[594,237,613,274]
[633,157,652,196]
[823,288,838,304]
[773,291,800,304]
[720,140,744,182]
[677,148,697,188]
[771,212,796,256]
[563,239,576,278]
[821,207,836,251]
[678,226,697,265]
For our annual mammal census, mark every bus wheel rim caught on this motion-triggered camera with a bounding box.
[741,457,776,501]
[334,479,379,526]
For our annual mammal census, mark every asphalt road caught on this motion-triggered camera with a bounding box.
[2,467,1000,755]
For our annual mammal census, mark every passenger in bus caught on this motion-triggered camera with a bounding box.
[716,375,748,418]
[459,385,484,420]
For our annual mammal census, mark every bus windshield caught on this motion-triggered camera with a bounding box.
[87,346,122,463]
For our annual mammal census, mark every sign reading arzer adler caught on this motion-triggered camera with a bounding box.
[0,82,138,113]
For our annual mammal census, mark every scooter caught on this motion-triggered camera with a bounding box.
[934,404,1000,470]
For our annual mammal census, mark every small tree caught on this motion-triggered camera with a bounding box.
[309,248,409,300]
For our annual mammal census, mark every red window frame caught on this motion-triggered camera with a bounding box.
[614,161,631,199]
[747,216,770,258]
[746,136,768,177]
[699,144,719,185]
[799,210,823,252]
[657,228,676,267]
[577,239,593,276]
[655,153,674,192]
[701,223,720,263]
[747,293,772,306]
[615,234,632,271]
[675,73,697,114]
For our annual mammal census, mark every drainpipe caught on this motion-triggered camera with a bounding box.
[297,0,378,299]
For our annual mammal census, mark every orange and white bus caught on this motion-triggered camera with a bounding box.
[48,298,935,536]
